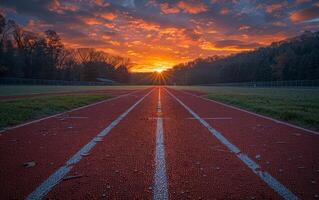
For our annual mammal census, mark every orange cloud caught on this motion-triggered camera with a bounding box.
[82,17,103,25]
[159,3,180,14]
[199,41,254,52]
[290,5,319,22]
[157,1,207,14]
[127,18,160,31]
[238,25,250,31]
[265,2,287,13]
[177,1,208,14]
[49,0,79,14]
[220,7,230,15]
[249,32,288,45]
[100,12,117,20]
[93,0,110,7]
[104,23,115,28]
[109,41,120,46]
[272,21,287,27]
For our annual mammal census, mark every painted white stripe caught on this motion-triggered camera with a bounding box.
[165,88,299,200]
[153,88,169,200]
[26,89,153,200]
[2,90,141,133]
[147,117,170,120]
[180,90,319,136]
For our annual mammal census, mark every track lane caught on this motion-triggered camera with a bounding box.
[167,87,319,199]
[45,88,159,199]
[0,88,152,199]
[162,88,281,199]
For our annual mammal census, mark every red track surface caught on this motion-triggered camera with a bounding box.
[0,87,318,199]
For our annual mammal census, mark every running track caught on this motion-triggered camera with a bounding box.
[0,87,318,199]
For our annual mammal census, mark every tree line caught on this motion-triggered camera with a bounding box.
[0,14,131,83]
[165,31,319,85]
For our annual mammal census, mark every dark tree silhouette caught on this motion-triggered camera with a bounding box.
[166,31,319,85]
[0,14,131,83]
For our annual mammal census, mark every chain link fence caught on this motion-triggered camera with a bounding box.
[202,79,319,88]
[0,77,113,86]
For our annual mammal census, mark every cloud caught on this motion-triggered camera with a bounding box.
[220,7,230,15]
[214,39,262,49]
[155,0,208,15]
[199,41,253,52]
[272,21,287,27]
[159,3,181,14]
[93,0,110,7]
[48,0,79,14]
[290,5,319,22]
[238,25,250,31]
[265,2,288,13]
[98,12,117,21]
[177,1,208,14]
[81,17,103,25]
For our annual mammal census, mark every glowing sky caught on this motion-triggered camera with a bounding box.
[1,0,319,72]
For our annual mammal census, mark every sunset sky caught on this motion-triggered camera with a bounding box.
[1,0,319,72]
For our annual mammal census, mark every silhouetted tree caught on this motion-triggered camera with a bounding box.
[166,31,319,85]
[0,15,131,83]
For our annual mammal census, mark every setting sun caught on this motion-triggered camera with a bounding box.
[155,69,163,73]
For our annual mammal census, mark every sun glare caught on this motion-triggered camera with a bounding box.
[155,69,163,73]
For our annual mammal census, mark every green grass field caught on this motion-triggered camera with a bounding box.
[0,85,150,96]
[172,86,319,131]
[0,94,110,129]
[0,85,151,129]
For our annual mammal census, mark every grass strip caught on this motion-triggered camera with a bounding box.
[207,93,319,131]
[0,94,110,129]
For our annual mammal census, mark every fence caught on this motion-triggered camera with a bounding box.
[0,77,113,86]
[202,79,319,88]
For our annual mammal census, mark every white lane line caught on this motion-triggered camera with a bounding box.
[26,89,154,200]
[153,88,169,200]
[165,88,299,200]
[147,117,170,120]
[179,90,319,136]
[1,90,142,133]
